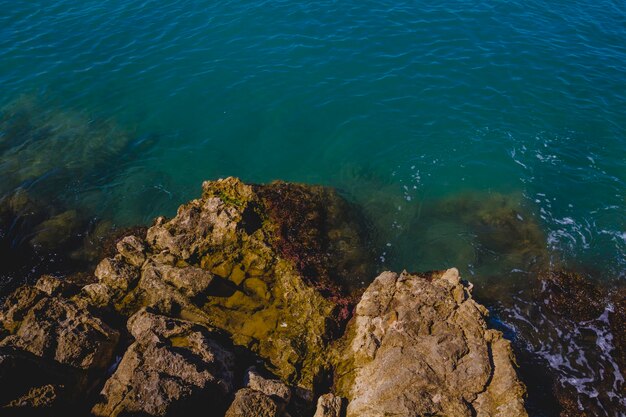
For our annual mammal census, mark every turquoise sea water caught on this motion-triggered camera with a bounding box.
[1,1,625,415]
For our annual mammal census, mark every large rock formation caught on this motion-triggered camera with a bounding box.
[333,268,527,417]
[0,177,527,416]
[80,177,373,391]
[0,275,120,414]
[0,283,119,370]
[92,309,235,416]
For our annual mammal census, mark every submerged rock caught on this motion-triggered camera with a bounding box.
[434,193,547,265]
[0,95,159,297]
[313,393,344,417]
[401,192,549,298]
[29,210,82,250]
[0,188,132,298]
[538,269,606,321]
[333,268,527,417]
[0,96,133,192]
[530,268,626,415]
[610,287,626,377]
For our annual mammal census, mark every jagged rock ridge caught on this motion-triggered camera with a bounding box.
[0,177,527,416]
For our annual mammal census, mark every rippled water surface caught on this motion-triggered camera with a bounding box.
[1,1,625,415]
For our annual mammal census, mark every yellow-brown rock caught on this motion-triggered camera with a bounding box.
[333,269,527,417]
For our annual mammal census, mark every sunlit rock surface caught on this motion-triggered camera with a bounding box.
[313,393,344,417]
[85,177,374,390]
[92,309,235,417]
[333,268,527,417]
[0,277,119,370]
[0,178,528,416]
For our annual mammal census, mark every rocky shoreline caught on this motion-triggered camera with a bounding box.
[0,177,528,416]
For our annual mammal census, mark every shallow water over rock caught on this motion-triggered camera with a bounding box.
[0,97,163,296]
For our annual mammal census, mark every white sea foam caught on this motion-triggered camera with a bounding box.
[498,298,625,416]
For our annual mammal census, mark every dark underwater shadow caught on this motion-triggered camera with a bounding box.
[0,94,163,297]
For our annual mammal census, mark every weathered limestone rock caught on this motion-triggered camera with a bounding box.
[0,286,119,370]
[92,309,236,417]
[313,393,344,417]
[224,388,283,417]
[34,275,67,296]
[155,263,218,298]
[116,235,146,267]
[79,282,115,308]
[245,368,291,404]
[334,268,527,417]
[94,254,139,293]
[0,283,119,413]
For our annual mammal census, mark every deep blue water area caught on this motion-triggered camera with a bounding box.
[1,1,625,415]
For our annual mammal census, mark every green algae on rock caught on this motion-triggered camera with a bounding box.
[83,177,374,390]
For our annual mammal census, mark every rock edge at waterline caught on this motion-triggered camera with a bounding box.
[0,177,527,416]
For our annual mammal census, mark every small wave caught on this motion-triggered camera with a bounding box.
[497,297,625,416]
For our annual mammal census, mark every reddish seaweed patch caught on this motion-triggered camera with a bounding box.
[258,181,374,301]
